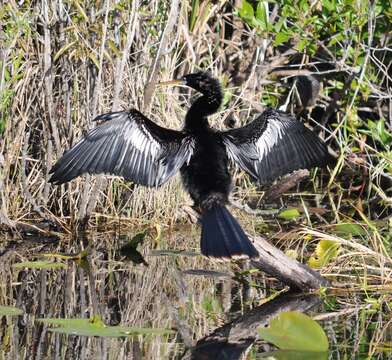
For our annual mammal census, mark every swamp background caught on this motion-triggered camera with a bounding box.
[0,0,391,359]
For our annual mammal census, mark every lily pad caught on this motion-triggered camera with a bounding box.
[278,208,301,220]
[0,306,23,316]
[38,249,89,261]
[258,350,328,360]
[13,261,67,270]
[334,223,367,237]
[37,316,174,338]
[258,311,329,352]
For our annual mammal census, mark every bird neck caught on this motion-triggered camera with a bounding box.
[185,84,223,132]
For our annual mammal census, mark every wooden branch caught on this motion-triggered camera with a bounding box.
[180,203,327,291]
[250,236,329,291]
[183,292,321,359]
[263,169,310,202]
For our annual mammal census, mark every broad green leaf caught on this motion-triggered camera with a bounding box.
[13,261,67,270]
[258,350,328,360]
[238,0,254,21]
[322,0,335,12]
[308,240,340,268]
[274,32,290,46]
[256,1,268,30]
[37,317,174,338]
[278,208,301,220]
[258,311,329,352]
[334,223,367,237]
[296,38,308,52]
[0,306,23,316]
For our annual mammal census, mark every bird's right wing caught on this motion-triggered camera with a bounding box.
[222,108,331,184]
[49,110,194,187]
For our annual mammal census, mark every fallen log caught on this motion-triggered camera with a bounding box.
[250,235,329,291]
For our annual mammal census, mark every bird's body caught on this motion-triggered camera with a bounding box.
[49,71,331,259]
[181,130,231,209]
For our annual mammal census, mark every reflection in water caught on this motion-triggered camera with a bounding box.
[183,292,321,360]
[0,232,391,359]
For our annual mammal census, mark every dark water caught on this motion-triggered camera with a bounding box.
[0,231,391,360]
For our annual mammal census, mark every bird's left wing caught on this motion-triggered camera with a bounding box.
[222,108,331,184]
[49,110,194,187]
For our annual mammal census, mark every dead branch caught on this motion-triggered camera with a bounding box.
[250,236,329,291]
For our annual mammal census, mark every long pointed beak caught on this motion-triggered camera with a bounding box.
[158,79,186,86]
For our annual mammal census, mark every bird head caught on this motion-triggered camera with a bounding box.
[160,71,221,96]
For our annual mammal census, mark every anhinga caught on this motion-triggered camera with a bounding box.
[49,71,331,260]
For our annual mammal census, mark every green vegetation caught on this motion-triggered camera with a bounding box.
[258,311,329,351]
[0,306,23,316]
[37,316,174,337]
[0,0,391,358]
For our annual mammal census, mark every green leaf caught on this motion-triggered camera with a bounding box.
[322,0,335,12]
[37,317,174,338]
[308,240,340,269]
[334,223,367,237]
[189,0,199,32]
[13,261,68,270]
[278,208,301,220]
[258,311,329,352]
[274,32,290,46]
[0,306,23,316]
[258,350,328,360]
[238,0,254,21]
[256,1,268,30]
[296,38,308,52]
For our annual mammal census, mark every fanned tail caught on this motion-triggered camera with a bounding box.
[200,205,259,259]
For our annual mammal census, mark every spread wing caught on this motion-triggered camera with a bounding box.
[49,110,194,187]
[222,108,331,184]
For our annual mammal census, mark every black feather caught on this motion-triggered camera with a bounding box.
[223,108,332,184]
[201,205,258,259]
[49,110,194,186]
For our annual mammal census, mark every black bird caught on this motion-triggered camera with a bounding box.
[49,71,331,259]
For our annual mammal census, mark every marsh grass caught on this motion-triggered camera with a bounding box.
[0,1,391,357]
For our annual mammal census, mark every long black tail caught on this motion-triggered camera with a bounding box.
[200,205,259,259]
